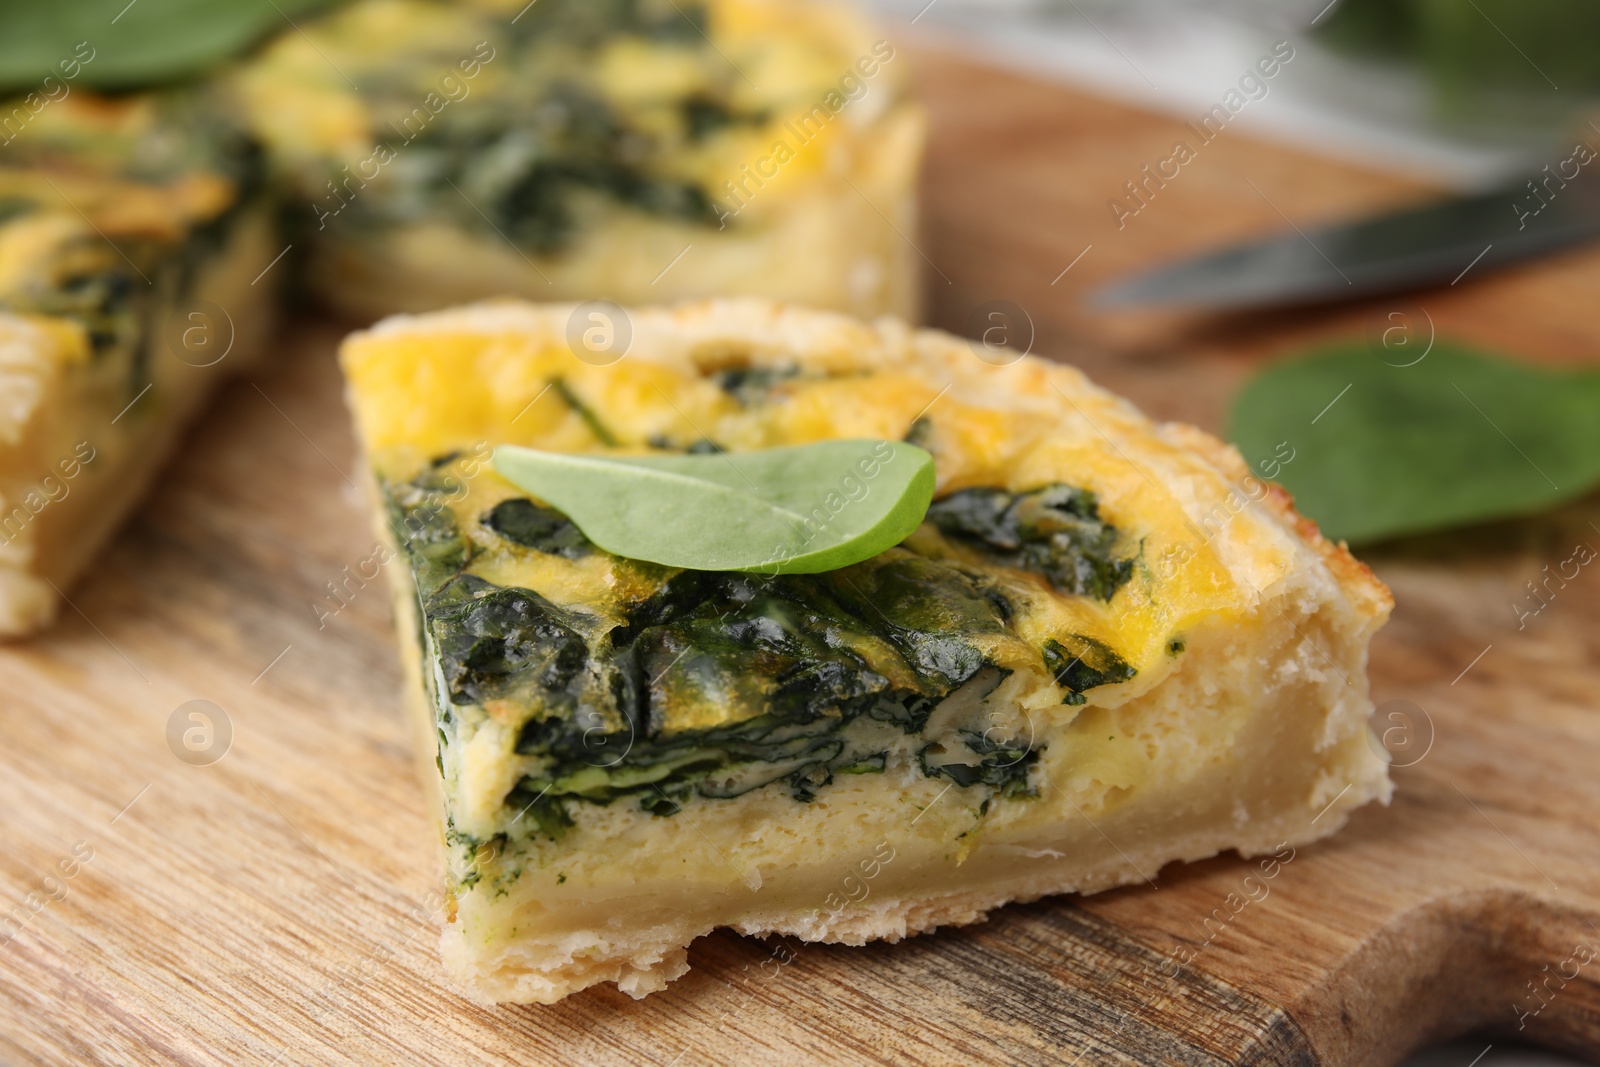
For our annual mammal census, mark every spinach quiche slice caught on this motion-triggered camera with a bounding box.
[339,298,1393,1005]
[236,0,923,322]
[0,92,275,636]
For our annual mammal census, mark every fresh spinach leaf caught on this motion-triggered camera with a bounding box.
[493,439,936,574]
[0,0,340,94]
[1229,342,1600,545]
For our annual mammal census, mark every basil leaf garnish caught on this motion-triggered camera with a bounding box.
[1229,342,1600,545]
[0,0,340,94]
[493,439,936,574]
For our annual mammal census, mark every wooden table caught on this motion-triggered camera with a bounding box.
[2,47,1598,1066]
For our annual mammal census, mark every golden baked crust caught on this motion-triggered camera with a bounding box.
[341,297,1392,1004]
[1156,420,1392,620]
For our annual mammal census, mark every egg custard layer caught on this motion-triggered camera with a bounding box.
[0,94,275,635]
[239,0,923,320]
[339,299,1393,1005]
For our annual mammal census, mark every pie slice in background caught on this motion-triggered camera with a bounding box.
[0,93,275,636]
[237,0,924,321]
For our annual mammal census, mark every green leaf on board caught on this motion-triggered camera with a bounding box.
[1228,342,1600,545]
[493,439,937,574]
[0,0,341,95]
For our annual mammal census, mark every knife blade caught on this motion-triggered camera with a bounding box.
[1089,165,1600,311]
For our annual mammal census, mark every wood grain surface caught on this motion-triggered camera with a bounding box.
[3,46,1600,1066]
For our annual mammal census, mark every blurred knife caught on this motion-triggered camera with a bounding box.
[1090,166,1600,311]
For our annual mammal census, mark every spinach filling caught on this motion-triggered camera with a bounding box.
[518,558,1030,815]
[483,498,590,559]
[0,196,33,225]
[505,0,711,46]
[1042,635,1137,707]
[341,0,766,254]
[904,416,936,450]
[0,100,263,396]
[2,250,144,363]
[548,377,618,446]
[359,89,724,252]
[383,457,475,597]
[429,574,594,710]
[710,364,802,407]
[385,459,1141,833]
[926,485,1135,601]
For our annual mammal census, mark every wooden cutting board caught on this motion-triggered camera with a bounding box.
[3,47,1599,1067]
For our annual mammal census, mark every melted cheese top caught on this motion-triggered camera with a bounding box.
[343,300,1313,704]
[235,0,904,203]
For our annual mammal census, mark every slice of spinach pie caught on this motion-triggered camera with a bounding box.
[339,298,1393,1005]
[236,0,923,321]
[0,91,275,636]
